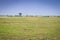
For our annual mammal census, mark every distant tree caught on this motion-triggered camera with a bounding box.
[19,13,22,16]
[26,15,29,17]
[57,16,60,17]
[15,15,19,17]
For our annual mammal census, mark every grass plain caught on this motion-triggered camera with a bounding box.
[0,16,60,40]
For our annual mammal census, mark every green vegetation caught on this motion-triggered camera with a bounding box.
[0,17,60,40]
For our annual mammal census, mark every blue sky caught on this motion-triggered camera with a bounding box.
[0,0,60,16]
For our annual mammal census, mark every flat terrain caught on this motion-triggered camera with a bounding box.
[0,17,60,40]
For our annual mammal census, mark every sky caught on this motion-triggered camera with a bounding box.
[0,0,60,16]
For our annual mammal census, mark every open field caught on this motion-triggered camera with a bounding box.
[0,16,60,40]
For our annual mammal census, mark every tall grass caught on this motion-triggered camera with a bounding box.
[0,17,60,40]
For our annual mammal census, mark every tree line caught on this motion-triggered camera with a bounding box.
[0,13,60,17]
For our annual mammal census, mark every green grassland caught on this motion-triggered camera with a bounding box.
[0,16,60,40]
